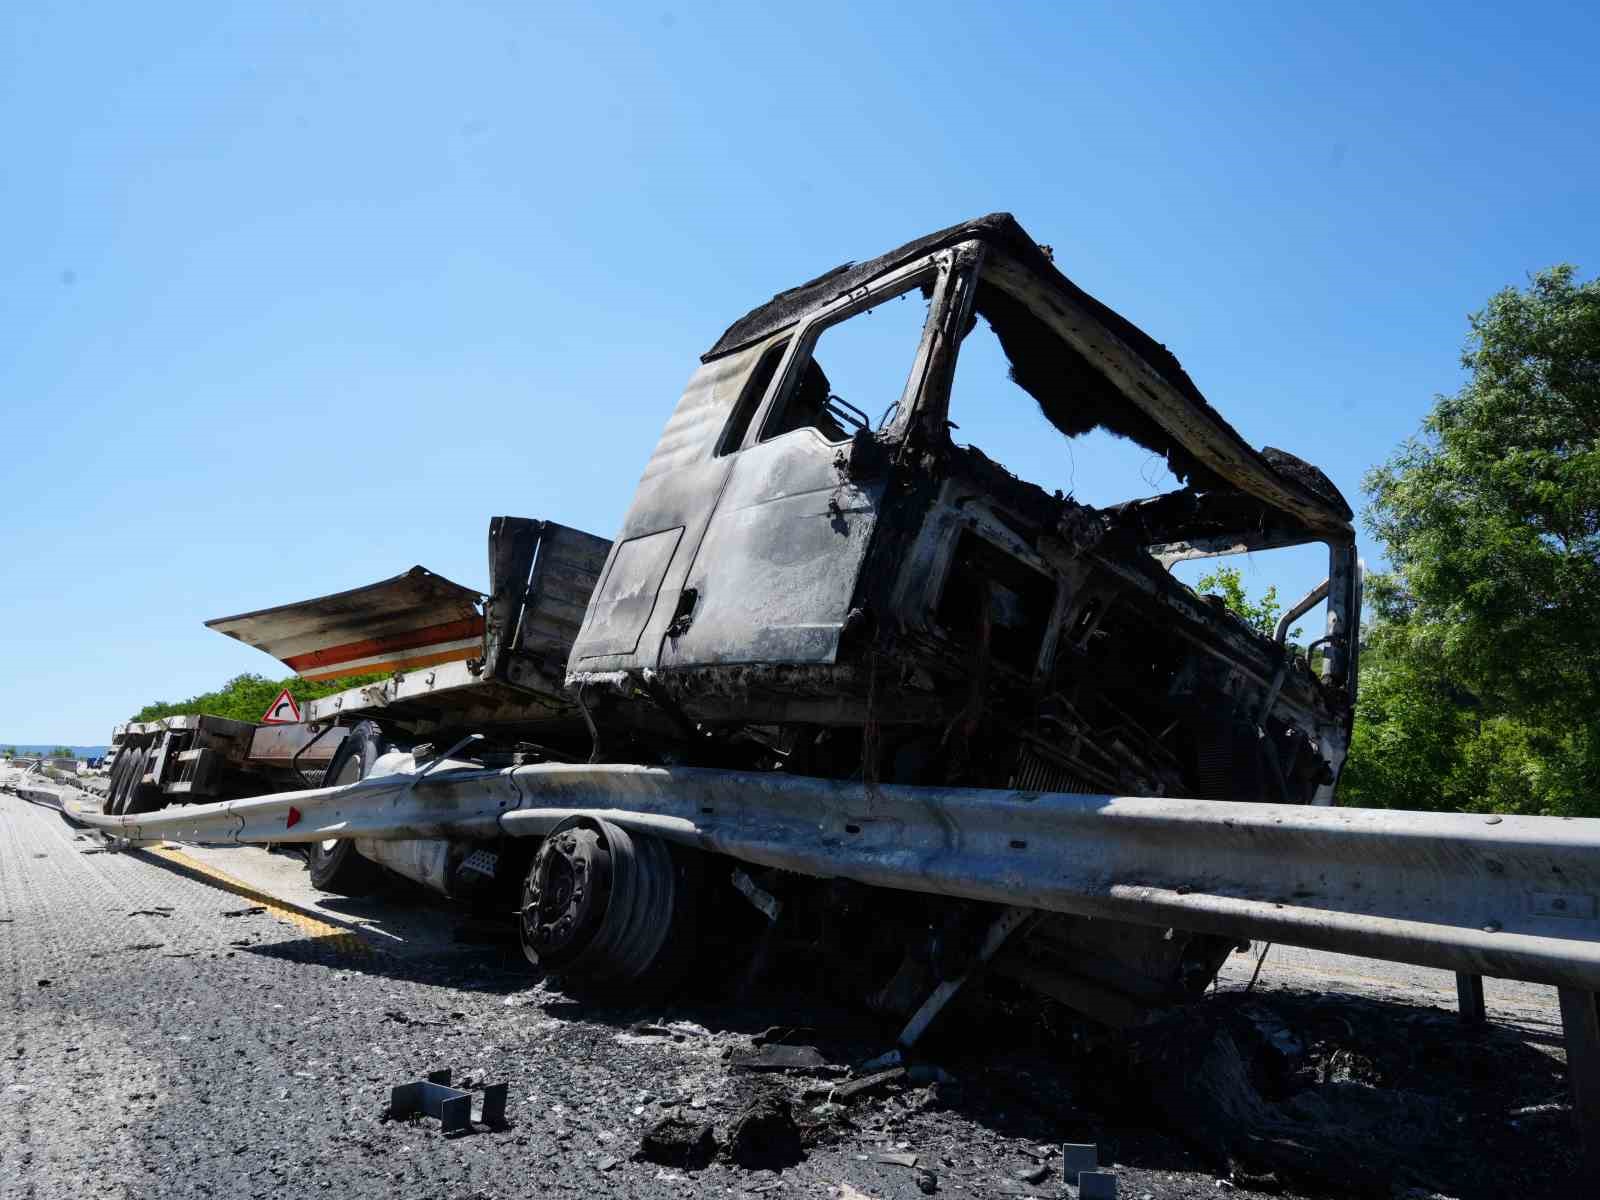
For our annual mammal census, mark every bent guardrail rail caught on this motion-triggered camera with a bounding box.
[57,761,1600,993]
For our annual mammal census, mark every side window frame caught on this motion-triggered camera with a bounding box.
[714,336,791,457]
[721,254,956,455]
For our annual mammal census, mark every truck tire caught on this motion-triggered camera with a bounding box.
[520,815,699,999]
[307,722,386,895]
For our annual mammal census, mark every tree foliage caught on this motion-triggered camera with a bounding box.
[1349,265,1600,816]
[1195,564,1298,639]
[131,672,385,725]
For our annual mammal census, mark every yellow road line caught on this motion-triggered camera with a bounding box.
[140,845,369,957]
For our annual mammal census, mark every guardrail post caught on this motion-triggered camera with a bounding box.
[1455,972,1485,1025]
[1559,988,1600,1178]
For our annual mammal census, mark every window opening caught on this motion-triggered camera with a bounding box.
[761,282,932,444]
[1171,543,1331,657]
[717,338,790,456]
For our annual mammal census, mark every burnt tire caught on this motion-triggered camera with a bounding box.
[520,815,699,999]
[306,721,386,895]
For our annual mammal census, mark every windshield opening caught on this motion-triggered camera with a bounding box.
[947,307,1184,506]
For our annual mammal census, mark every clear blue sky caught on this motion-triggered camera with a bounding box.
[3,2,1596,742]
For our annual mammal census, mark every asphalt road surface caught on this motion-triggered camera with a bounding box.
[1,783,1584,1199]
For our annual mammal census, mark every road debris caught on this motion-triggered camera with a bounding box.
[221,905,266,918]
[635,1115,717,1168]
[753,1025,817,1046]
[730,1043,835,1074]
[1063,1142,1099,1174]
[1117,995,1493,1195]
[726,1092,803,1169]
[830,1067,906,1104]
[386,1068,507,1133]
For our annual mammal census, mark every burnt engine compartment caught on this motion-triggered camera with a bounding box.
[918,449,1344,809]
[621,449,1346,817]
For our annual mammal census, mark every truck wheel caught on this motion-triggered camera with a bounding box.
[520,815,698,998]
[307,722,386,895]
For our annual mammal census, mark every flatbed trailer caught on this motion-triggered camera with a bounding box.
[102,713,337,815]
[102,519,611,817]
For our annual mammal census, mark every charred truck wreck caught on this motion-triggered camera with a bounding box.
[191,214,1363,1029]
[556,213,1361,1024]
[569,214,1358,793]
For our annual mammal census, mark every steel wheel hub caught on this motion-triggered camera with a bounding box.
[522,826,611,966]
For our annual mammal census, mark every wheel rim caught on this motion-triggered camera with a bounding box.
[520,816,677,985]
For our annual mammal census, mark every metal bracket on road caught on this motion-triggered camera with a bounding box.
[389,1069,508,1133]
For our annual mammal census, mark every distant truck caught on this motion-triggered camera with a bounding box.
[100,214,1361,1027]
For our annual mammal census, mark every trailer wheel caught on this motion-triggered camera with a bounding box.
[122,747,163,815]
[109,748,153,816]
[307,722,386,895]
[101,752,133,815]
[520,815,698,997]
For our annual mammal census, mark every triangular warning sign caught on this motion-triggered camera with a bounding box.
[261,688,302,725]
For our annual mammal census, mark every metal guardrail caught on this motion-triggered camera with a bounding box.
[2,765,73,811]
[60,760,1600,994]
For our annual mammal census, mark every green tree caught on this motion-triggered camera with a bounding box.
[48,746,74,758]
[1352,264,1600,816]
[1339,583,1474,811]
[1194,564,1298,639]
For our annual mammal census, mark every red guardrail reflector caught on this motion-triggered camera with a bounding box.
[286,806,302,829]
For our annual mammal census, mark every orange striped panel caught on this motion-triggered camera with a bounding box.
[282,616,485,673]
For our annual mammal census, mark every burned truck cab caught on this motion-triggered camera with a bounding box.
[568,214,1359,807]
